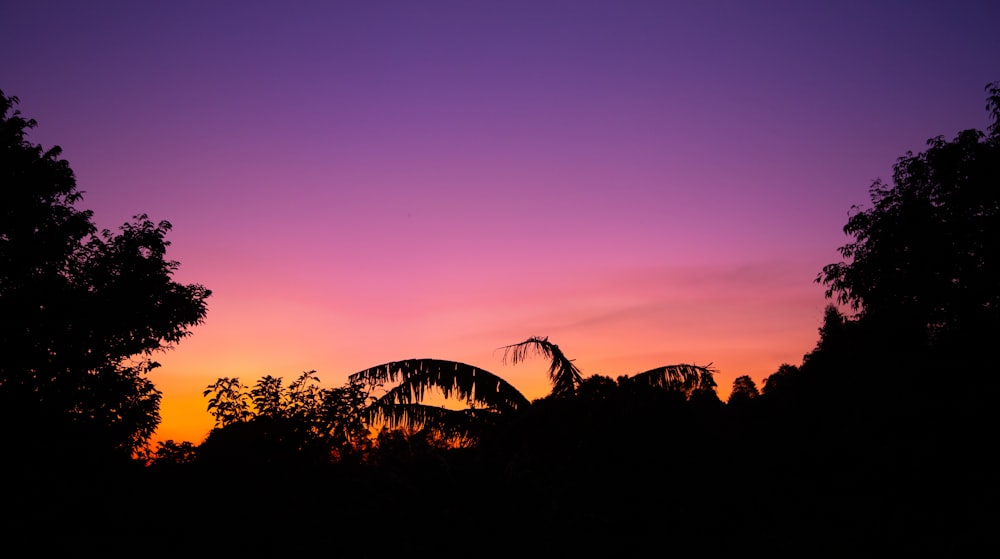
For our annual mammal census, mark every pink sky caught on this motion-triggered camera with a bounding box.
[4,1,999,443]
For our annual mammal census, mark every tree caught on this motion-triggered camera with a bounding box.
[0,90,211,460]
[760,363,801,397]
[350,337,720,444]
[350,358,530,444]
[347,337,588,441]
[728,375,759,405]
[620,363,718,399]
[818,82,1000,353]
[204,377,252,428]
[201,371,373,464]
[500,336,583,398]
[149,440,198,466]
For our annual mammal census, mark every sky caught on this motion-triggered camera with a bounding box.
[4,1,1000,444]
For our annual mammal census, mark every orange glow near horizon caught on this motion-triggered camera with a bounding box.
[150,266,826,444]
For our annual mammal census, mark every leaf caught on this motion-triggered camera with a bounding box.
[499,336,582,398]
[351,358,529,413]
[623,363,718,398]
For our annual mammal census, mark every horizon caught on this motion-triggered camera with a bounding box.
[4,0,999,444]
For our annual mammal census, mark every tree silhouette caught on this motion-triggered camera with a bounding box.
[347,337,586,440]
[818,82,1000,353]
[0,90,210,460]
[204,377,252,427]
[350,358,530,443]
[760,363,801,397]
[250,374,286,417]
[149,440,198,466]
[350,337,721,449]
[499,336,583,398]
[728,375,759,405]
[988,81,1000,138]
[200,371,371,464]
[620,363,718,399]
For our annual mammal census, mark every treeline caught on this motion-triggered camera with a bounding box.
[2,85,998,554]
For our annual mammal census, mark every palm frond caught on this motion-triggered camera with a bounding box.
[367,402,499,442]
[499,336,582,397]
[349,358,530,413]
[623,363,718,398]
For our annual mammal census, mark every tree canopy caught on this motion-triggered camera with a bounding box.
[818,82,1000,353]
[499,336,583,398]
[199,371,371,464]
[0,90,211,459]
[727,375,759,405]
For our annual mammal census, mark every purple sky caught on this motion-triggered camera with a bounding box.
[4,1,999,443]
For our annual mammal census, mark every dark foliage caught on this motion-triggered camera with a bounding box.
[499,336,583,397]
[621,362,718,398]
[819,83,1000,353]
[727,374,759,405]
[0,90,210,460]
[199,371,371,465]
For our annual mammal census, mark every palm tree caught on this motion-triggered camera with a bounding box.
[622,363,718,399]
[348,358,530,442]
[498,336,583,398]
[349,338,717,441]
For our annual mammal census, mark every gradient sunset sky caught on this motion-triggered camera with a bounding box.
[4,1,999,444]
